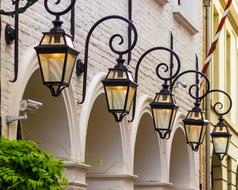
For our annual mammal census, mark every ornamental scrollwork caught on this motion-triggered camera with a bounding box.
[0,0,38,16]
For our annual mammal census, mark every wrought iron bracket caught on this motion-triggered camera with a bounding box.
[129,33,178,122]
[201,89,232,118]
[170,56,211,103]
[0,0,38,16]
[127,0,133,65]
[77,15,138,104]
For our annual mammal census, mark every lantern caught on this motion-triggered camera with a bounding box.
[183,104,209,151]
[150,84,179,139]
[102,62,137,122]
[211,118,231,160]
[34,20,79,97]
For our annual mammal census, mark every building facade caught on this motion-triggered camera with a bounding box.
[209,0,238,189]
[1,0,204,189]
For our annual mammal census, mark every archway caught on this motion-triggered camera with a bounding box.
[21,69,72,159]
[85,94,125,190]
[170,128,191,190]
[134,113,161,189]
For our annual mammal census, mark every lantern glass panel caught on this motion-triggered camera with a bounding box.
[39,53,66,82]
[185,124,205,143]
[105,86,128,110]
[126,86,136,111]
[213,137,228,153]
[153,108,172,130]
[107,70,127,79]
[64,52,77,83]
[41,34,64,45]
[185,111,207,143]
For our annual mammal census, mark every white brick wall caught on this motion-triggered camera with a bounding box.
[1,0,203,189]
[1,0,203,114]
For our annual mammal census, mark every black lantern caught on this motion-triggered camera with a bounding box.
[35,20,79,97]
[34,0,79,97]
[183,103,209,151]
[102,58,137,122]
[150,84,178,139]
[211,118,231,160]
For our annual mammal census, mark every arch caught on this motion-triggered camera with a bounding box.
[7,47,79,161]
[85,93,124,173]
[79,72,108,160]
[133,112,162,189]
[21,69,71,159]
[84,93,126,190]
[130,94,163,172]
[169,122,193,190]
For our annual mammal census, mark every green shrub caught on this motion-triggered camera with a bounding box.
[0,137,67,190]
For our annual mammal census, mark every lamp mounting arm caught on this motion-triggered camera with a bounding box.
[200,89,232,117]
[127,0,133,65]
[0,0,38,16]
[5,1,20,83]
[44,0,76,18]
[128,46,181,122]
[44,0,76,37]
[76,15,138,104]
[170,70,210,102]
[135,47,181,83]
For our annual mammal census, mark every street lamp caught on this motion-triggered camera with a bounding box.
[130,46,181,138]
[150,84,178,139]
[76,15,138,122]
[34,0,78,97]
[132,47,211,144]
[211,118,231,160]
[209,90,232,160]
[102,58,137,122]
[183,103,209,151]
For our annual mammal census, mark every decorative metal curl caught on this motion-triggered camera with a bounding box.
[44,0,76,17]
[109,34,126,55]
[171,70,210,102]
[134,47,181,83]
[0,0,38,16]
[77,15,138,104]
[129,46,180,122]
[201,89,232,117]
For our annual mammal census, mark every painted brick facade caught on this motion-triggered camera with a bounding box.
[1,0,204,189]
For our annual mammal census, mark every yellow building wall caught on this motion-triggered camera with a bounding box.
[210,0,238,189]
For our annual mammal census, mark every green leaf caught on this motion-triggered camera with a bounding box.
[0,137,67,190]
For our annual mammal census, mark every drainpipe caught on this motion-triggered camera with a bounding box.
[203,0,211,190]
